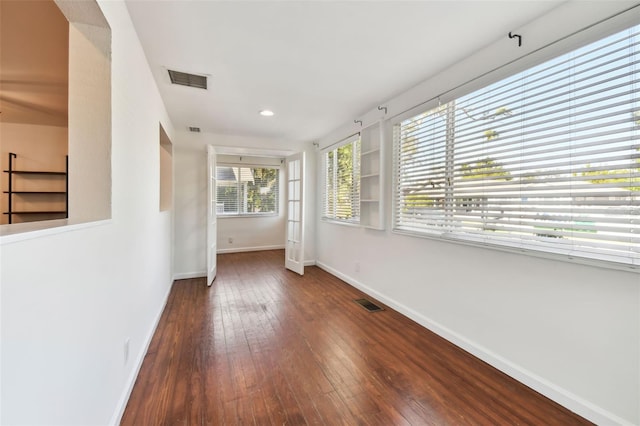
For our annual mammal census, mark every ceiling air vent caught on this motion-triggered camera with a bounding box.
[188,126,201,133]
[168,69,207,89]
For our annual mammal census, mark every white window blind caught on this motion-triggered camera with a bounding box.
[394,25,640,267]
[322,135,361,222]
[216,165,279,215]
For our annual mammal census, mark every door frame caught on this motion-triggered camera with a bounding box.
[206,145,217,286]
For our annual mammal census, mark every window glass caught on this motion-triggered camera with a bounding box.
[216,166,279,216]
[322,136,361,222]
[394,25,640,267]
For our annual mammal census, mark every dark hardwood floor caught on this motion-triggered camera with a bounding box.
[121,250,590,425]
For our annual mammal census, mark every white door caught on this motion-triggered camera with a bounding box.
[285,152,305,275]
[206,145,217,286]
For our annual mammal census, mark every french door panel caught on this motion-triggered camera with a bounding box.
[285,152,304,275]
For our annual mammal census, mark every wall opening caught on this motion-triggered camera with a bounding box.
[0,0,112,231]
[0,0,69,224]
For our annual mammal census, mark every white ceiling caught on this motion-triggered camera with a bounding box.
[125,0,565,143]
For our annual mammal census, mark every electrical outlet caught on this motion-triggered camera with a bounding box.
[124,338,130,364]
[228,237,233,244]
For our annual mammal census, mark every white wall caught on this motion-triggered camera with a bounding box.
[173,132,316,278]
[0,1,175,424]
[173,144,206,278]
[316,3,640,425]
[218,214,285,253]
[68,20,111,223]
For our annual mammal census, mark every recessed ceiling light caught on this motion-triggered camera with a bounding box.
[259,110,275,117]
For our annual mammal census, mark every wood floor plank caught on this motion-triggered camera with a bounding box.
[121,250,591,426]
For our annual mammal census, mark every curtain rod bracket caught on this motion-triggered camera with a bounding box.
[508,32,522,47]
[354,119,363,127]
[377,105,388,115]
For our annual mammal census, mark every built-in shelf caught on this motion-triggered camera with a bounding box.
[3,152,68,224]
[359,121,384,230]
[361,148,381,157]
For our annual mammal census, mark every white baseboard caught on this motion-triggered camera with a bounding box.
[109,278,174,426]
[304,260,316,266]
[315,261,634,426]
[217,244,285,254]
[173,271,206,280]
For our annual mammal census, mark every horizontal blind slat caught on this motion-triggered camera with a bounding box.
[394,24,640,267]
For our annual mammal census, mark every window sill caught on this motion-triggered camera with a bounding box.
[320,218,361,228]
[1,218,113,246]
[392,227,639,274]
[218,213,279,219]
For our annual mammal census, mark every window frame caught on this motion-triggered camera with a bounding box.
[321,134,361,225]
[391,24,640,271]
[215,163,281,218]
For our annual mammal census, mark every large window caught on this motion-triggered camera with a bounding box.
[394,25,640,267]
[322,135,361,222]
[216,165,279,216]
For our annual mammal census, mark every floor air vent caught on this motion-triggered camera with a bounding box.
[354,298,384,312]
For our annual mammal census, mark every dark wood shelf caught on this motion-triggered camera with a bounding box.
[3,211,67,215]
[4,153,69,224]
[3,170,66,175]
[3,191,66,194]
